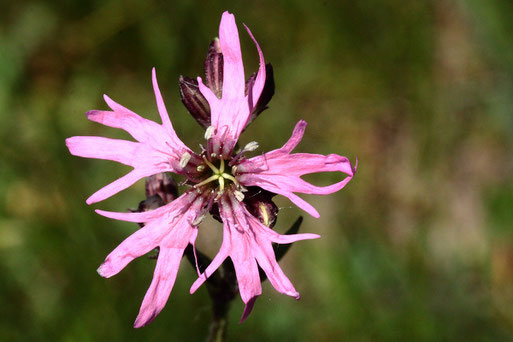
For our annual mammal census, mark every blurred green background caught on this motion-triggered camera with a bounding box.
[1,0,513,341]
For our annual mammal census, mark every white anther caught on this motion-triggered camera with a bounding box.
[234,190,245,202]
[204,126,214,140]
[196,165,205,172]
[211,153,217,159]
[179,152,191,168]
[243,141,259,152]
[231,165,238,174]
[193,214,205,226]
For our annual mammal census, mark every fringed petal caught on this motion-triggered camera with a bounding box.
[218,12,245,100]
[95,192,205,327]
[243,23,266,113]
[133,246,187,328]
[192,194,314,321]
[199,11,267,156]
[238,121,356,217]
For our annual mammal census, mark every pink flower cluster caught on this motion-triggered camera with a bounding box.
[66,11,355,327]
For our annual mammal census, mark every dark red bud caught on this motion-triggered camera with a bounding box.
[145,173,178,205]
[243,187,278,228]
[179,76,211,129]
[137,195,165,212]
[204,38,223,99]
[130,195,165,227]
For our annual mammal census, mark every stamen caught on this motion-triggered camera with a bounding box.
[259,203,270,226]
[204,126,214,140]
[193,214,205,226]
[211,153,217,159]
[234,190,245,202]
[196,165,205,172]
[231,165,237,175]
[179,152,191,168]
[243,141,259,152]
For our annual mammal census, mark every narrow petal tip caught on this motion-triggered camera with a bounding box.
[189,274,207,294]
[97,262,113,278]
[239,296,258,323]
[133,313,156,329]
[85,196,96,205]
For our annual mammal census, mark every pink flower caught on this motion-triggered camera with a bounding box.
[66,11,355,327]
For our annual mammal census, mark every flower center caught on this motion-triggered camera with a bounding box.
[194,156,239,192]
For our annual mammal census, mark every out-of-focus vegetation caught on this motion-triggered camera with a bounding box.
[1,0,512,341]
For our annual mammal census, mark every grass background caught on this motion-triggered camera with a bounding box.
[1,0,512,341]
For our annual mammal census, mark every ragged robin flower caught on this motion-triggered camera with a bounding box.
[66,11,356,328]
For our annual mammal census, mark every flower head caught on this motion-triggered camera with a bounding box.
[66,11,355,327]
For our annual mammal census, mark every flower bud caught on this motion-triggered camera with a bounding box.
[145,173,178,205]
[131,195,165,228]
[136,195,165,212]
[179,76,211,128]
[204,38,223,99]
[243,187,278,228]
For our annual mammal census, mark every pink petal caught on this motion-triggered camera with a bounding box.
[198,12,268,156]
[152,68,194,157]
[280,120,307,153]
[219,11,245,100]
[247,214,321,244]
[68,70,199,204]
[192,195,315,320]
[252,241,298,298]
[240,296,258,323]
[229,232,262,305]
[86,169,148,205]
[99,92,189,157]
[133,246,186,328]
[237,121,356,217]
[87,103,162,147]
[133,212,200,328]
[95,205,171,223]
[66,136,141,165]
[96,191,199,223]
[95,192,205,327]
[66,136,177,204]
[97,192,202,278]
[97,219,167,278]
[243,23,266,113]
[189,239,230,294]
[151,68,173,129]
